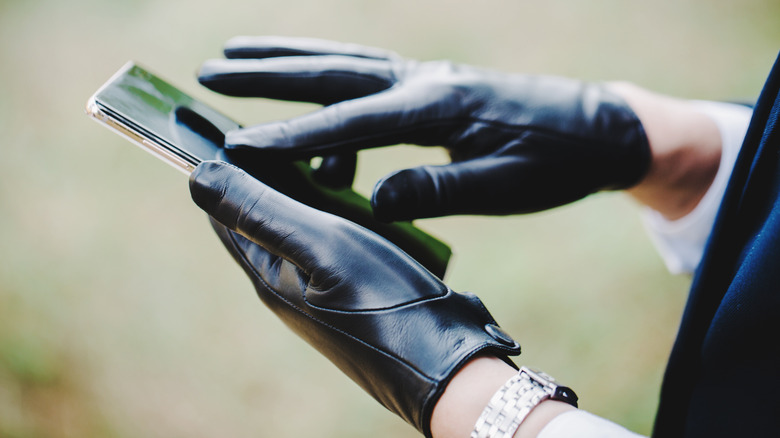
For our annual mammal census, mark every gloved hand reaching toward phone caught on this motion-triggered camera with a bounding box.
[198,36,651,222]
[189,160,521,437]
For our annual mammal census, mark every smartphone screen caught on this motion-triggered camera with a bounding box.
[87,62,239,173]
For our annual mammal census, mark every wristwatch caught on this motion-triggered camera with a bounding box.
[471,366,578,438]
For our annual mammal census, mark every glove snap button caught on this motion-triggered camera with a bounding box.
[484,323,517,347]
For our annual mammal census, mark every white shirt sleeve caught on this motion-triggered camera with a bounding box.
[538,410,646,438]
[640,101,753,274]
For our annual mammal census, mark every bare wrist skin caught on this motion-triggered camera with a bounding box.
[430,357,575,438]
[608,82,723,220]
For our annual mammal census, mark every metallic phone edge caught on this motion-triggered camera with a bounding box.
[85,96,195,175]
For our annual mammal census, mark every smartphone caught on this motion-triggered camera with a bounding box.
[86,61,238,174]
[86,62,452,278]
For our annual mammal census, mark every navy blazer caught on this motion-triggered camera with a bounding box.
[653,53,780,437]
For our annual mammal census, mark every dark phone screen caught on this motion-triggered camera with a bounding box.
[93,63,238,167]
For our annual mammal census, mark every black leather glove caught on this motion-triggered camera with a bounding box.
[198,36,651,222]
[189,160,521,437]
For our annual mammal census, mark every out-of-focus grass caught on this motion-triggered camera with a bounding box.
[0,0,778,437]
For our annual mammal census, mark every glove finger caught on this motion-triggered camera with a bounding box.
[223,36,398,61]
[198,56,396,105]
[225,85,456,158]
[311,152,357,190]
[190,161,339,258]
[371,157,552,222]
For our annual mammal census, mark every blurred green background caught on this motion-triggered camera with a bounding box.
[0,0,777,437]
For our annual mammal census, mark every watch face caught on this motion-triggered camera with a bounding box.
[553,385,579,408]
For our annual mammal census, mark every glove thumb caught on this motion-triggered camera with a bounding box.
[371,164,464,222]
[371,157,539,222]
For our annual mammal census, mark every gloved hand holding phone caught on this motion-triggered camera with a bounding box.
[189,160,521,437]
